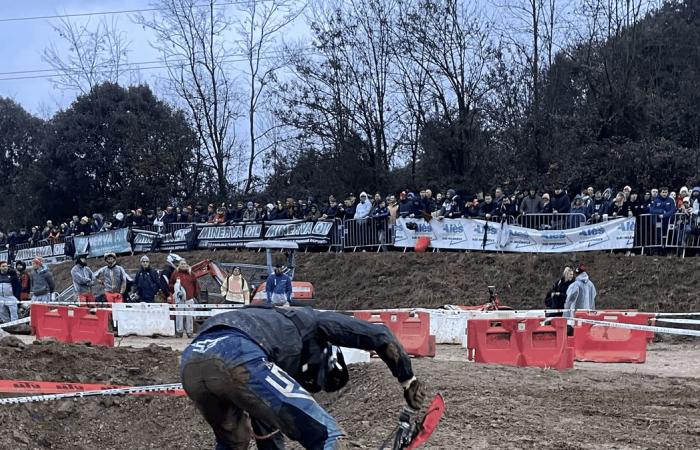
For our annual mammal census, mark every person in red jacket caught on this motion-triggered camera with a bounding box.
[169,259,200,338]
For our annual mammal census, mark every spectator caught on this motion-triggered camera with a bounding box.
[541,193,552,214]
[651,188,659,201]
[17,228,30,244]
[622,185,632,200]
[626,192,643,217]
[43,220,54,239]
[371,199,390,250]
[162,206,178,226]
[649,187,677,243]
[133,255,166,303]
[92,213,104,232]
[78,216,92,235]
[169,258,200,338]
[588,190,608,223]
[677,186,689,209]
[520,187,543,216]
[256,203,268,221]
[95,253,131,303]
[0,261,19,323]
[113,212,125,229]
[570,195,590,227]
[132,208,148,227]
[270,201,289,220]
[14,261,30,302]
[499,196,517,218]
[386,195,398,224]
[550,186,571,214]
[465,196,480,218]
[344,195,357,219]
[242,202,258,222]
[209,207,227,224]
[354,192,372,220]
[30,257,55,303]
[220,266,250,304]
[372,192,383,207]
[494,187,505,208]
[30,226,42,244]
[398,191,412,218]
[434,192,444,215]
[478,194,498,220]
[544,266,574,316]
[610,192,628,218]
[425,189,436,213]
[227,202,244,223]
[265,262,293,306]
[564,264,597,321]
[691,187,700,214]
[48,226,61,243]
[419,189,434,215]
[206,204,216,221]
[306,205,322,221]
[71,255,96,304]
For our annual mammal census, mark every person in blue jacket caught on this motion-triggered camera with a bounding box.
[649,187,677,246]
[266,263,293,306]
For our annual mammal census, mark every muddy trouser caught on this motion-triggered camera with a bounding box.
[176,298,195,335]
[0,295,18,323]
[181,328,345,450]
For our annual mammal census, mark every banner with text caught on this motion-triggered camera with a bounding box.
[263,220,335,245]
[133,226,195,252]
[73,228,132,258]
[0,251,8,263]
[394,217,635,253]
[196,223,263,249]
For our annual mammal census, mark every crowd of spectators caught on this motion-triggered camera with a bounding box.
[2,184,700,251]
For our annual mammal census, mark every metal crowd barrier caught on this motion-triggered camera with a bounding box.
[664,213,700,257]
[635,213,668,252]
[342,217,393,251]
[517,213,588,230]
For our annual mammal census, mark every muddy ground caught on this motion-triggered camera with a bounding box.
[0,338,698,449]
[50,251,700,312]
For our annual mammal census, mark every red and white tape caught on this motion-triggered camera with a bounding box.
[0,383,184,405]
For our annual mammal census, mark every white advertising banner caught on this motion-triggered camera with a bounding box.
[394,217,635,253]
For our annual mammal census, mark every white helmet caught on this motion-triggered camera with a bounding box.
[166,253,182,267]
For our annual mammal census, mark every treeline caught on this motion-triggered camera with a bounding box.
[3,0,700,229]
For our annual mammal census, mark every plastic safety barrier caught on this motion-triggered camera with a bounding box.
[353,311,436,357]
[251,281,315,306]
[30,305,115,347]
[112,303,175,337]
[573,311,654,363]
[467,318,573,370]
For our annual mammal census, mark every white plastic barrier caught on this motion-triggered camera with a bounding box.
[112,303,176,337]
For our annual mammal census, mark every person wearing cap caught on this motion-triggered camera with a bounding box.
[71,255,96,304]
[30,257,55,303]
[0,261,20,323]
[220,266,251,304]
[564,264,597,320]
[94,253,131,303]
[133,255,167,303]
[265,263,293,306]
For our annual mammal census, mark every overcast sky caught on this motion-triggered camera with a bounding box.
[0,0,308,117]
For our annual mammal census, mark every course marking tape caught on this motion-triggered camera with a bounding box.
[20,302,243,309]
[653,312,700,317]
[0,379,184,396]
[0,383,185,405]
[654,318,700,326]
[573,318,700,337]
[0,317,30,329]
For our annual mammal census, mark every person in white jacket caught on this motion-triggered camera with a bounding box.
[354,192,372,219]
[564,264,597,318]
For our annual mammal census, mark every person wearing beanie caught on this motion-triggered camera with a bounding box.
[30,257,55,303]
[71,255,96,304]
[14,261,31,302]
[564,263,597,322]
[242,201,259,222]
[133,255,167,303]
[94,252,131,303]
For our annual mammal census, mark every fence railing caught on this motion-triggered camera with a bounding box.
[342,217,393,251]
[517,213,588,230]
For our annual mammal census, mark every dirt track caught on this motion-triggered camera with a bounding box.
[0,338,699,449]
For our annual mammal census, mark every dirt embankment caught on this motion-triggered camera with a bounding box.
[49,251,700,312]
[0,339,699,449]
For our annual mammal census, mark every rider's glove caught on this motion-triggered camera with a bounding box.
[402,377,426,410]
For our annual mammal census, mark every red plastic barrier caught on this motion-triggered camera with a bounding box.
[573,311,653,363]
[467,318,573,370]
[31,306,114,347]
[71,308,115,347]
[30,305,73,343]
[353,311,435,357]
[466,319,520,366]
[104,293,123,303]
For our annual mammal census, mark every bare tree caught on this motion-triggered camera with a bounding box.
[137,0,239,198]
[235,0,304,194]
[42,17,130,94]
